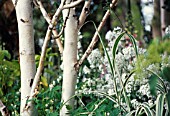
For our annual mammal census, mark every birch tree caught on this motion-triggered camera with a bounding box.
[4,0,117,115]
[60,1,78,115]
[11,0,37,115]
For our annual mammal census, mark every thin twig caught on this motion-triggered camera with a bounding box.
[78,0,92,28]
[0,100,9,116]
[75,0,118,70]
[36,0,64,53]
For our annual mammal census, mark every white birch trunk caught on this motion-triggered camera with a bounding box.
[13,0,37,115]
[60,0,78,115]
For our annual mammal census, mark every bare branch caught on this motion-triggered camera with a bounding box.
[63,0,84,9]
[36,1,51,24]
[75,0,118,70]
[0,100,9,116]
[24,0,67,111]
[78,0,92,28]
[36,0,64,53]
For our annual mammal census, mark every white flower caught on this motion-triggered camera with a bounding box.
[165,25,170,35]
[60,62,64,70]
[78,41,82,49]
[87,48,102,67]
[105,30,113,40]
[115,52,125,69]
[113,27,122,35]
[148,100,153,106]
[83,65,91,74]
[122,46,135,60]
[108,89,114,95]
[49,84,54,91]
[139,84,149,95]
[53,81,56,86]
[131,99,140,108]
[45,104,48,107]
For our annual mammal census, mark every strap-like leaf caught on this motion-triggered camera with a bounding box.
[126,33,138,57]
[126,110,136,116]
[141,103,153,116]
[156,94,165,116]
[112,32,126,68]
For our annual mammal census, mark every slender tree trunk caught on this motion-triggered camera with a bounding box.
[12,0,37,115]
[152,0,162,39]
[160,0,170,36]
[60,0,78,115]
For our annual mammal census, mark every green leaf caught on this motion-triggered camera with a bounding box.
[126,33,138,57]
[166,91,170,115]
[66,105,72,110]
[49,53,58,57]
[147,69,167,93]
[112,32,126,67]
[0,88,3,97]
[126,110,136,116]
[135,106,142,116]
[0,50,11,60]
[149,75,157,96]
[53,86,61,91]
[141,103,153,116]
[121,71,135,94]
[7,80,13,87]
[41,76,48,87]
[89,21,119,98]
[156,94,165,116]
[35,55,40,61]
[161,66,170,82]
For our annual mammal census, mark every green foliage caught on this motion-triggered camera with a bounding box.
[34,85,62,115]
[0,50,20,115]
[135,39,170,79]
[35,48,61,85]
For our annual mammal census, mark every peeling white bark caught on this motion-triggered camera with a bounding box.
[60,0,78,115]
[13,0,37,115]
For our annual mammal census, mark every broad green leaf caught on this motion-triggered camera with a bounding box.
[156,94,165,116]
[149,75,157,96]
[161,66,170,82]
[147,69,167,93]
[156,84,165,94]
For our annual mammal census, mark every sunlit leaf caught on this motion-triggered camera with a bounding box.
[41,76,48,87]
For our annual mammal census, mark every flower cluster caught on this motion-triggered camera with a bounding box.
[76,27,170,111]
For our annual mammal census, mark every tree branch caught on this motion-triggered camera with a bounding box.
[63,0,84,9]
[36,0,64,53]
[78,0,92,28]
[75,0,118,70]
[0,100,9,116]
